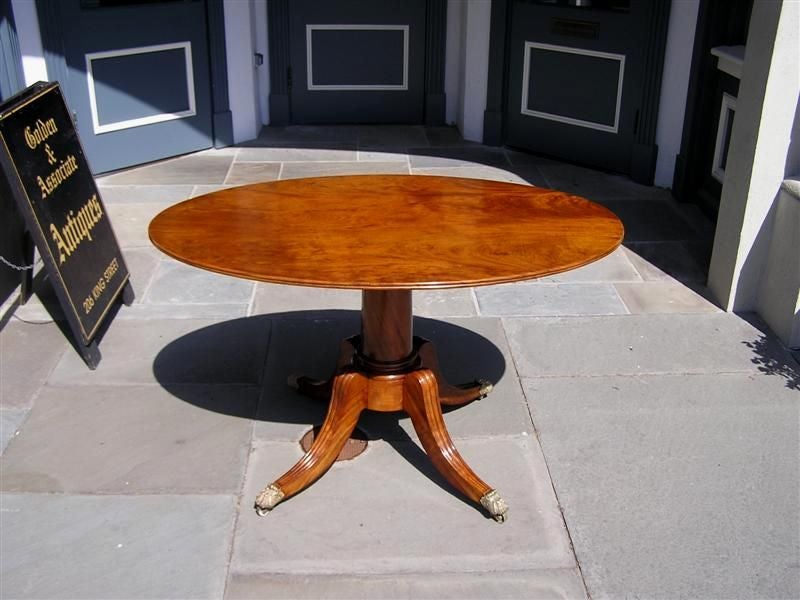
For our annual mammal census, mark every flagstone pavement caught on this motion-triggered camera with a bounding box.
[1,126,798,599]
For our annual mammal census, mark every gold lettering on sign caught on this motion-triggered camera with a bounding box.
[24,118,58,150]
[36,153,79,199]
[49,194,104,264]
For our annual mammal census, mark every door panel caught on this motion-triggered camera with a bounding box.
[289,0,426,124]
[521,42,625,132]
[506,0,649,174]
[86,42,196,132]
[307,26,408,89]
[54,1,213,173]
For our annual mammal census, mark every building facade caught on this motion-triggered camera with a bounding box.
[1,0,798,347]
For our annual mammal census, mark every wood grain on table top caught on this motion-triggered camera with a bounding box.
[148,175,624,290]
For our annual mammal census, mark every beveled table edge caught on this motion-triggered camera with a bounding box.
[147,174,625,290]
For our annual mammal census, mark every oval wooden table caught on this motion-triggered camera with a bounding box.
[149,175,624,523]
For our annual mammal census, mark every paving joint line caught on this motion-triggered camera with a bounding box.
[251,433,532,446]
[517,368,773,380]
[221,154,237,186]
[221,418,257,599]
[0,491,242,497]
[134,254,165,305]
[469,287,481,315]
[226,565,586,578]
[246,281,259,317]
[499,318,592,599]
[609,282,633,315]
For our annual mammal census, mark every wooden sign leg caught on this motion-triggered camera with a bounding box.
[121,280,135,306]
[80,340,102,370]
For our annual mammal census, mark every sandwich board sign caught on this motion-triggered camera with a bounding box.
[0,82,133,369]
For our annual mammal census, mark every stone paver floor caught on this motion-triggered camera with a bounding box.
[1,126,798,599]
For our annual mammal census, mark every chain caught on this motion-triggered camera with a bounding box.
[0,255,38,271]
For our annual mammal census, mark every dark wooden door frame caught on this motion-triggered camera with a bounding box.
[672,0,753,216]
[1,0,24,100]
[483,0,670,185]
[267,0,447,126]
[35,0,233,149]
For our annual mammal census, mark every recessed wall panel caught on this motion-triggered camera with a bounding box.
[521,42,625,133]
[306,25,409,90]
[86,42,196,134]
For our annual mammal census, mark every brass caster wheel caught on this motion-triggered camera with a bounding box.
[254,483,285,516]
[480,489,508,523]
[476,379,493,399]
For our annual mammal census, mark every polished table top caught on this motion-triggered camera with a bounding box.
[148,175,624,290]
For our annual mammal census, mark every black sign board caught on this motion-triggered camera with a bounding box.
[0,82,132,368]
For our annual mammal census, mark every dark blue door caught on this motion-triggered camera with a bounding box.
[51,1,213,173]
[506,0,656,175]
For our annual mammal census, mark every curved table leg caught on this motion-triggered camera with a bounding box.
[255,371,368,515]
[417,339,493,406]
[402,369,508,522]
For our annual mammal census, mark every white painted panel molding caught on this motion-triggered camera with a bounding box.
[712,92,737,184]
[305,24,409,91]
[520,41,625,134]
[85,41,196,135]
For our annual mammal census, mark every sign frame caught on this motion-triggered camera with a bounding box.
[0,81,133,369]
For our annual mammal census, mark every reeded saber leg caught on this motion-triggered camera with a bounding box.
[255,371,368,515]
[402,369,508,522]
[417,340,493,406]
